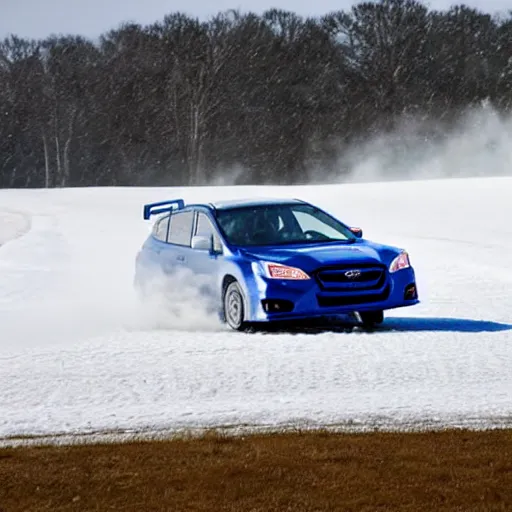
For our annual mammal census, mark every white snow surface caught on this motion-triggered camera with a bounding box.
[1,178,512,444]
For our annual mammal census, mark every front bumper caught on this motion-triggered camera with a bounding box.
[246,265,419,322]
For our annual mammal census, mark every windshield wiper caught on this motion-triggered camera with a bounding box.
[322,238,356,244]
[266,238,357,245]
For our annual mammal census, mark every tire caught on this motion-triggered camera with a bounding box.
[223,281,247,331]
[359,310,384,327]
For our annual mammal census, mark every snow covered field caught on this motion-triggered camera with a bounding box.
[1,177,511,444]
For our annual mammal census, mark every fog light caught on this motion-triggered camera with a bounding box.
[262,299,294,313]
[404,283,418,300]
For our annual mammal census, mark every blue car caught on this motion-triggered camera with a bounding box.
[134,197,419,331]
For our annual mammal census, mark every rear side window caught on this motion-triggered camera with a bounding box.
[168,210,194,246]
[154,216,170,242]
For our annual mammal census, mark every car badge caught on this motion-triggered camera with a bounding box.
[344,269,362,279]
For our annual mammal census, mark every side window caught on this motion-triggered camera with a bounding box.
[154,215,170,242]
[168,210,194,246]
[195,213,222,252]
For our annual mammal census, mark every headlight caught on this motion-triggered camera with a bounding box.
[258,261,310,280]
[389,251,411,273]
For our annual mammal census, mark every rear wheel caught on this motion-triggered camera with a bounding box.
[223,281,247,331]
[359,310,384,327]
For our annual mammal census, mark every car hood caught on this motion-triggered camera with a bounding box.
[240,241,400,273]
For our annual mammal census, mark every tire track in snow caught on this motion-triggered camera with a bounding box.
[0,214,70,302]
[0,209,31,247]
[0,212,73,350]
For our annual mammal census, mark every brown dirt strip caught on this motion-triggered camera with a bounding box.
[1,428,512,511]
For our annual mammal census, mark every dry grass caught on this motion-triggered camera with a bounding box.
[1,429,512,511]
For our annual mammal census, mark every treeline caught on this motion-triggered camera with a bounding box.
[1,0,512,188]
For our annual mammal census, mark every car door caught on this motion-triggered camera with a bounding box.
[186,211,224,302]
[158,209,194,275]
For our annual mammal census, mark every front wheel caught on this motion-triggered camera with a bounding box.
[223,281,248,331]
[359,310,384,327]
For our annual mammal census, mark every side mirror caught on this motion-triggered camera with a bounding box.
[191,234,213,251]
[350,227,363,238]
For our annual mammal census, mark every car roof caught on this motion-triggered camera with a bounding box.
[209,197,306,210]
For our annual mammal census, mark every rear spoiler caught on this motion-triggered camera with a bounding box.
[143,199,185,220]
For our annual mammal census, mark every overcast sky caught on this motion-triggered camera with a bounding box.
[1,0,510,40]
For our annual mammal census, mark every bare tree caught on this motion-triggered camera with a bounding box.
[0,1,511,189]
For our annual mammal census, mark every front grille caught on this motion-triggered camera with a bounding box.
[317,285,391,308]
[314,263,386,292]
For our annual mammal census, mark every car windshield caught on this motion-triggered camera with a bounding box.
[215,203,357,247]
